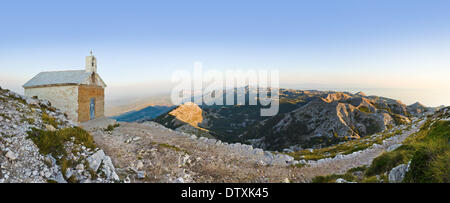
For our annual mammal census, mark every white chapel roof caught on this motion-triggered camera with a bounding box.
[23,70,106,88]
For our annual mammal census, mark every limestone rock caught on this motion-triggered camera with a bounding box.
[87,150,106,172]
[45,124,56,131]
[388,162,410,183]
[86,150,119,181]
[387,144,402,152]
[5,151,17,161]
[335,178,348,183]
[174,177,185,183]
[136,161,144,170]
[136,171,146,179]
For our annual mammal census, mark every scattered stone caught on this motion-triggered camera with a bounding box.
[389,162,410,183]
[5,151,17,161]
[86,150,120,181]
[136,161,144,170]
[174,177,185,183]
[75,164,84,171]
[45,124,56,131]
[335,178,348,183]
[136,171,146,179]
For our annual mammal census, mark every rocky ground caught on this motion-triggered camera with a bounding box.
[0,86,428,183]
[0,88,118,183]
[83,119,300,183]
[297,119,425,179]
[82,116,424,183]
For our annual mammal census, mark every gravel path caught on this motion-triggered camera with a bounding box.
[84,119,302,183]
[297,119,425,180]
[82,118,424,183]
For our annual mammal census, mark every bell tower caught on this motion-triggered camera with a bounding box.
[85,50,97,73]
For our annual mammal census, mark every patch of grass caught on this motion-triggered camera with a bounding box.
[367,120,450,183]
[402,121,450,183]
[84,160,97,179]
[20,117,35,125]
[66,175,78,183]
[0,113,11,120]
[42,112,61,128]
[365,145,414,176]
[61,157,76,180]
[291,163,307,168]
[104,123,120,131]
[347,166,367,173]
[312,165,385,183]
[27,127,96,158]
[361,176,378,183]
[7,93,26,105]
[155,142,189,154]
[27,127,97,183]
[284,129,401,161]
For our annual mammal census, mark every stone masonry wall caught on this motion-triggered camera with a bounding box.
[78,85,104,122]
[24,85,79,121]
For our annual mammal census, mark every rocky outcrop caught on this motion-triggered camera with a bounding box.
[86,150,119,181]
[388,162,411,183]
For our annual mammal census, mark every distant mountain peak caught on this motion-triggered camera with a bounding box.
[355,91,367,97]
[168,102,204,127]
[410,102,425,107]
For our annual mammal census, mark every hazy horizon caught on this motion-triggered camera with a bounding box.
[1,0,450,107]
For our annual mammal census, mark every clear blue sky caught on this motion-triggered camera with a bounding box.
[1,0,450,106]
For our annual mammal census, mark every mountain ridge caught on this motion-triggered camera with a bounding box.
[152,88,434,150]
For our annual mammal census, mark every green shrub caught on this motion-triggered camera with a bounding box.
[347,166,367,173]
[27,127,97,182]
[429,151,450,183]
[104,123,120,131]
[42,112,61,128]
[392,114,409,125]
[366,147,413,176]
[403,148,434,183]
[157,143,189,154]
[27,127,96,158]
[361,176,378,183]
[0,113,11,121]
[367,120,449,182]
[21,117,35,124]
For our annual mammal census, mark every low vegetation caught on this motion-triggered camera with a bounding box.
[312,117,449,183]
[284,128,404,161]
[155,142,190,154]
[42,112,62,128]
[402,120,450,182]
[26,127,97,178]
[104,123,120,132]
[365,119,449,183]
[27,127,96,158]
